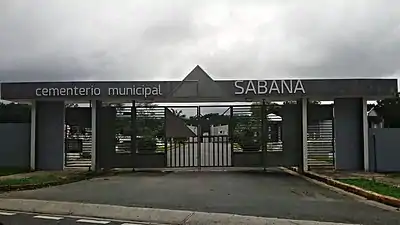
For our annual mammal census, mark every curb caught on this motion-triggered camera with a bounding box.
[288,167,400,208]
[0,171,108,192]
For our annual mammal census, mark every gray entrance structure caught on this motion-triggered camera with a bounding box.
[1,66,397,172]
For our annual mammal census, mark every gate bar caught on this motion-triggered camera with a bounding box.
[301,98,308,172]
[261,100,266,171]
[163,107,168,167]
[218,136,220,167]
[90,100,97,171]
[197,106,201,169]
[229,106,234,166]
[192,136,195,166]
[131,101,136,168]
[30,101,36,170]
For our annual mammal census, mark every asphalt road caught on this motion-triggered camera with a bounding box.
[0,211,151,225]
[1,169,399,225]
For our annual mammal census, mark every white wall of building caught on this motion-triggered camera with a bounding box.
[210,125,229,136]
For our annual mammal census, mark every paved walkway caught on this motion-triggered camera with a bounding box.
[0,169,399,225]
[0,199,361,225]
[0,209,160,225]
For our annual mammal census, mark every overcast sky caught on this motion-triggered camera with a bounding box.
[1,0,400,82]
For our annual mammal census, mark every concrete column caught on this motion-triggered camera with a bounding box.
[334,98,364,171]
[282,101,302,168]
[362,98,369,171]
[301,98,308,172]
[30,101,36,171]
[35,101,65,170]
[91,100,97,171]
[95,102,116,170]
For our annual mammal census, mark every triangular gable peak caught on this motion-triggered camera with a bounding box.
[182,65,215,82]
[170,65,227,98]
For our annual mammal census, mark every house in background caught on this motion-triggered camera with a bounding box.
[368,108,384,128]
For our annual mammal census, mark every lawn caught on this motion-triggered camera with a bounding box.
[338,178,400,199]
[0,167,28,176]
[156,144,172,152]
[0,174,65,186]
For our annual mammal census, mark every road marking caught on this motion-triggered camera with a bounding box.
[76,219,111,224]
[33,215,63,220]
[0,211,16,216]
[121,223,143,225]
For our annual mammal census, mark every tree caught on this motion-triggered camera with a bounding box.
[65,103,79,108]
[367,103,376,111]
[136,103,164,136]
[250,102,280,118]
[0,102,31,123]
[171,109,186,118]
[374,97,400,128]
[134,103,163,152]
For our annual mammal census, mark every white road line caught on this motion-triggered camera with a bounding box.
[33,215,63,220]
[0,212,16,216]
[76,219,111,224]
[121,224,143,225]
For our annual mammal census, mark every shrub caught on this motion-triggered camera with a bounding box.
[137,137,157,152]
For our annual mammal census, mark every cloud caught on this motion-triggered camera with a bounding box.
[0,0,399,81]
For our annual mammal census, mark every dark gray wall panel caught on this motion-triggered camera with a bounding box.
[65,108,91,127]
[233,151,288,167]
[0,123,30,169]
[110,153,135,168]
[104,153,165,168]
[134,153,165,168]
[369,128,400,172]
[334,98,363,170]
[281,103,302,167]
[36,101,65,170]
[368,130,376,172]
[308,104,333,122]
[165,108,196,138]
[264,152,285,166]
[233,152,263,167]
[96,104,116,170]
[2,76,397,101]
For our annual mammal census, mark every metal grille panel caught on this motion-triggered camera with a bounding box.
[115,106,133,154]
[232,105,262,152]
[135,106,165,153]
[307,120,334,169]
[64,125,92,167]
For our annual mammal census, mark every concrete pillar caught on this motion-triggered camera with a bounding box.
[35,101,65,170]
[334,98,366,171]
[91,100,97,171]
[30,101,36,171]
[301,98,308,172]
[95,101,116,170]
[282,101,302,168]
[362,98,369,171]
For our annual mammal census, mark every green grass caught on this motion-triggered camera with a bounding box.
[0,174,68,186]
[0,167,29,176]
[156,145,172,152]
[338,178,400,199]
